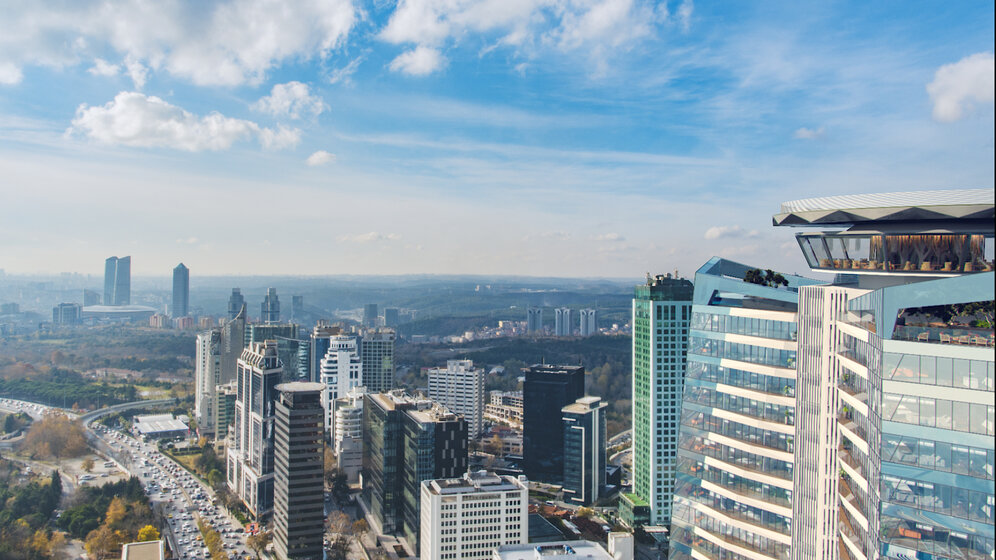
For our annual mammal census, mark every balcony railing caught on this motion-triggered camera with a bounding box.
[893,324,994,346]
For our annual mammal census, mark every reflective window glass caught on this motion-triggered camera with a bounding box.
[919,398,936,427]
[936,358,953,387]
[920,356,936,385]
[953,360,971,388]
[952,402,970,432]
[935,399,952,430]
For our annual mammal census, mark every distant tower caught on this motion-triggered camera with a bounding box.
[359,328,396,393]
[172,263,189,317]
[228,288,245,319]
[261,288,280,323]
[103,256,131,306]
[273,382,325,560]
[291,295,304,321]
[83,289,101,307]
[554,307,573,336]
[363,303,378,327]
[526,307,543,333]
[579,308,598,336]
[383,307,400,328]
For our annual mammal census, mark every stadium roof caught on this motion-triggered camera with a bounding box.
[773,189,994,227]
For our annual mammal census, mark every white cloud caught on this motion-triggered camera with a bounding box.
[926,52,995,122]
[176,237,198,244]
[0,0,357,87]
[336,232,402,243]
[794,126,825,139]
[389,46,446,76]
[676,0,694,30]
[329,56,364,84]
[252,81,327,119]
[306,150,337,166]
[124,56,147,89]
[68,91,300,151]
[88,58,120,77]
[592,232,625,242]
[0,62,23,85]
[704,225,758,240]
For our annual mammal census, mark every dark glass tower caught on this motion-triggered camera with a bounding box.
[522,364,585,483]
[228,288,246,319]
[261,287,280,323]
[103,255,131,306]
[172,263,189,317]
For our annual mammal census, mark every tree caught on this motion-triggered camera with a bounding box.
[323,448,337,487]
[486,433,504,457]
[81,457,95,473]
[246,531,272,560]
[84,526,117,560]
[328,469,349,504]
[575,506,595,518]
[104,497,128,528]
[136,525,160,542]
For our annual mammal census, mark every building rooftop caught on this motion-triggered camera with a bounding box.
[275,382,325,393]
[773,188,994,227]
[120,540,164,560]
[132,414,187,435]
[425,470,526,495]
[494,541,613,560]
[562,396,605,414]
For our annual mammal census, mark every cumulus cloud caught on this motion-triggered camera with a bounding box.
[704,225,758,240]
[794,126,825,139]
[68,91,300,151]
[0,0,356,87]
[926,52,995,122]
[306,150,337,166]
[389,46,446,76]
[252,81,327,119]
[379,0,675,76]
[88,58,120,77]
[337,232,402,243]
[0,62,22,85]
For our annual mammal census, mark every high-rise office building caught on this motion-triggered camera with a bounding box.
[362,390,468,550]
[562,396,607,507]
[359,327,396,393]
[622,273,693,528]
[363,303,378,327]
[419,471,529,560]
[770,190,995,560]
[522,364,585,483]
[319,334,363,441]
[333,385,366,483]
[261,288,280,323]
[526,307,543,333]
[670,258,818,560]
[427,359,486,439]
[291,295,303,321]
[309,323,341,383]
[273,382,325,560]
[172,263,189,317]
[555,307,574,336]
[83,289,101,306]
[227,340,282,518]
[228,288,246,319]
[195,329,223,437]
[579,308,598,336]
[383,307,400,328]
[103,256,131,306]
[215,382,237,441]
[52,302,82,325]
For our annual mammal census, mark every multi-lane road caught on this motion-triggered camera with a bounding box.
[2,397,255,560]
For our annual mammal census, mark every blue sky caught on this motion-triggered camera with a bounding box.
[0,0,993,278]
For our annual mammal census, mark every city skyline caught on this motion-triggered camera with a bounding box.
[1,2,992,277]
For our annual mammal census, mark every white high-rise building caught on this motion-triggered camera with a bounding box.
[195,330,222,436]
[526,307,543,333]
[419,471,528,560]
[555,307,574,336]
[333,385,366,483]
[579,308,598,336]
[319,335,362,444]
[428,359,486,439]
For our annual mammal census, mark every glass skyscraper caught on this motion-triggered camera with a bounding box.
[172,262,189,317]
[103,255,130,306]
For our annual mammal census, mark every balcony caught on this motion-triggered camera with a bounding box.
[798,232,995,276]
[893,324,994,346]
[838,510,868,560]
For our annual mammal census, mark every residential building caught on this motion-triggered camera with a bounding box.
[420,471,528,560]
[362,390,468,550]
[493,541,615,560]
[333,385,366,483]
[670,257,819,560]
[273,382,325,560]
[624,273,694,528]
[172,263,189,317]
[195,329,223,437]
[319,334,363,444]
[485,391,524,428]
[522,364,585,484]
[770,189,995,560]
[359,327,396,393]
[261,287,280,323]
[214,382,237,441]
[227,340,283,518]
[364,303,378,327]
[555,307,574,336]
[428,359,486,439]
[103,255,131,306]
[52,302,82,325]
[527,307,543,333]
[228,288,246,319]
[562,396,607,506]
[579,308,598,336]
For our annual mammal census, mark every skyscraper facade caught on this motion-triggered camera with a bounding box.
[290,295,303,321]
[52,302,82,325]
[195,329,222,437]
[319,334,363,441]
[555,307,574,336]
[273,382,325,560]
[526,307,543,333]
[227,340,283,518]
[309,323,341,383]
[625,273,694,528]
[172,263,189,317]
[364,303,379,327]
[261,288,280,323]
[384,307,400,327]
[359,327,396,393]
[562,396,608,506]
[427,359,486,439]
[333,385,366,483]
[522,364,585,484]
[228,288,246,319]
[579,308,598,336]
[103,255,131,306]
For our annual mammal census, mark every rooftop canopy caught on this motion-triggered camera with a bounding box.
[773,188,994,227]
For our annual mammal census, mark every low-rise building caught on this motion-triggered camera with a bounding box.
[493,541,615,560]
[132,414,189,440]
[120,540,165,560]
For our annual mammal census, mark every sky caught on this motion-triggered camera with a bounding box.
[0,0,993,278]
